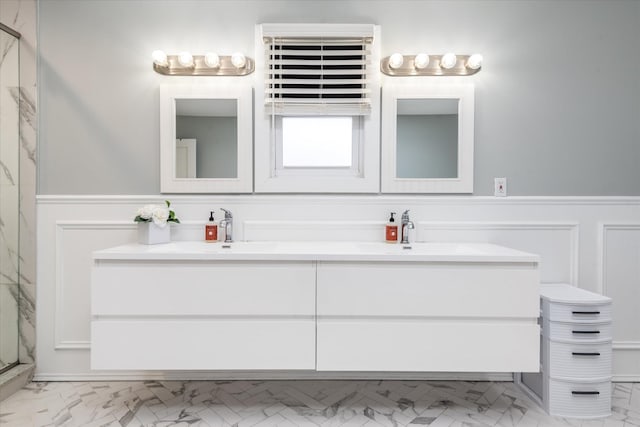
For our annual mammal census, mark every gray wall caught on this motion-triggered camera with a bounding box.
[38,0,640,195]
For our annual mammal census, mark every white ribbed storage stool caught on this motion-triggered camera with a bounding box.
[516,283,612,419]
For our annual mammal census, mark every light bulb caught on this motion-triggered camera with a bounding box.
[204,52,220,68]
[440,52,457,69]
[177,51,194,67]
[151,50,168,66]
[414,53,430,69]
[466,53,483,70]
[388,53,404,69]
[231,52,246,69]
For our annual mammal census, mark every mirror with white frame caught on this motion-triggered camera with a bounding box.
[160,84,252,193]
[381,84,474,193]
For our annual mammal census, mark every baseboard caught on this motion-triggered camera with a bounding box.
[612,375,640,382]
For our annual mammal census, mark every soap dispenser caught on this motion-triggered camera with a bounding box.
[205,211,218,242]
[385,212,398,243]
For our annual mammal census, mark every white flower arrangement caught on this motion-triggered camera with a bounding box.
[134,200,180,228]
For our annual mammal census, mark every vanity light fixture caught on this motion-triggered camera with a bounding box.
[466,53,483,70]
[413,53,430,69]
[177,51,194,67]
[204,52,220,68]
[380,52,482,76]
[152,50,168,67]
[440,52,457,69]
[388,53,405,69]
[231,52,247,69]
[152,50,255,76]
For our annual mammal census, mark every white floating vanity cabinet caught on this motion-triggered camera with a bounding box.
[91,260,317,370]
[91,242,540,373]
[317,262,540,372]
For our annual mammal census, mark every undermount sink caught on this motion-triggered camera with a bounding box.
[356,242,484,255]
[195,241,482,256]
[198,241,481,254]
[204,241,279,253]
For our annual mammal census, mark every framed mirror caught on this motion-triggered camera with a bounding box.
[381,84,474,193]
[160,83,252,193]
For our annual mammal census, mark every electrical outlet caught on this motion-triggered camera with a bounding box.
[494,177,507,197]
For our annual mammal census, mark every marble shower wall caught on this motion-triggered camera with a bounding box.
[0,0,37,365]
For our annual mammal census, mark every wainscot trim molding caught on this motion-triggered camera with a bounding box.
[36,195,640,206]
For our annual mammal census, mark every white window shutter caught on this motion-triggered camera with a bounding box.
[262,25,374,116]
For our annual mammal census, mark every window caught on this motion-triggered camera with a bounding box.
[275,116,362,177]
[282,117,352,168]
[255,24,380,193]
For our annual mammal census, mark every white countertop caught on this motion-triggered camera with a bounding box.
[93,241,539,263]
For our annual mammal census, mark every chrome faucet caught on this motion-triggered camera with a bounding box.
[400,210,414,244]
[220,208,233,243]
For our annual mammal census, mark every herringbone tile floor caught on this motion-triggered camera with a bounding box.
[0,380,638,426]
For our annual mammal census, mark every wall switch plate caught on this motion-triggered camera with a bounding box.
[494,177,507,197]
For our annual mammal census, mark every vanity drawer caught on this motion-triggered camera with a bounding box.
[92,260,315,316]
[544,339,612,379]
[91,318,315,370]
[317,319,539,372]
[542,301,611,323]
[542,318,612,341]
[548,378,611,419]
[317,261,539,318]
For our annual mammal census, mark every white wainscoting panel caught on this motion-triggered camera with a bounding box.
[600,223,640,380]
[55,222,136,350]
[417,222,578,285]
[36,195,640,380]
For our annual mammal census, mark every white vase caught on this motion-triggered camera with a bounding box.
[138,222,170,245]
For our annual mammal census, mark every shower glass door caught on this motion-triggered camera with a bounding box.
[0,24,20,373]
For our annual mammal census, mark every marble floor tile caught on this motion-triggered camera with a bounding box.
[0,380,638,426]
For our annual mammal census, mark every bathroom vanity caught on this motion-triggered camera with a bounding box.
[91,241,540,372]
